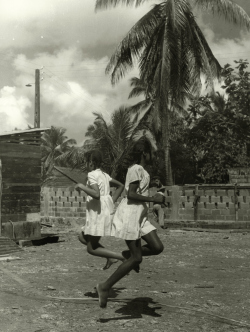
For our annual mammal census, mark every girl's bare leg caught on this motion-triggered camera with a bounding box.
[140,230,164,256]
[87,235,124,262]
[121,230,164,268]
[96,239,142,308]
[78,231,121,269]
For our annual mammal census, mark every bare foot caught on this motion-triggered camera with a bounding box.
[103,258,118,270]
[96,283,109,308]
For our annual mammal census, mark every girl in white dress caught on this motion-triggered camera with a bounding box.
[96,139,165,307]
[75,150,125,268]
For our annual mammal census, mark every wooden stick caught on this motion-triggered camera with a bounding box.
[54,166,79,184]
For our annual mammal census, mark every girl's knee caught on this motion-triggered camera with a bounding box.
[87,246,94,255]
[131,255,142,265]
[152,243,164,255]
[78,232,87,245]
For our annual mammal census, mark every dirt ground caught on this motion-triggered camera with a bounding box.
[1,224,250,332]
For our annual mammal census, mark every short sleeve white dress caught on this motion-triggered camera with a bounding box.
[84,169,114,236]
[111,164,156,240]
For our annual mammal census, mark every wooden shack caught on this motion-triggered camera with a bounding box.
[0,128,49,240]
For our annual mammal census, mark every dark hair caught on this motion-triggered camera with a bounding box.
[130,138,152,164]
[85,150,103,168]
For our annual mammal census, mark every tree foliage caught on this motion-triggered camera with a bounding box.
[95,0,250,185]
[41,126,77,177]
[187,60,250,183]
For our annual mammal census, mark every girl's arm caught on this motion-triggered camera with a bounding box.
[110,178,124,203]
[75,183,100,200]
[127,181,165,204]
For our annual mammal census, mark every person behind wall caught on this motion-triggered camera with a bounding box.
[152,176,167,229]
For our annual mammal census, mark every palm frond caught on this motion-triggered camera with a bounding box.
[95,0,148,11]
[106,3,164,84]
[195,0,250,29]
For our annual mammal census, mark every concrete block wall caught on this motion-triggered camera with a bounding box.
[40,184,250,229]
[164,185,250,228]
[41,187,86,227]
[228,168,250,184]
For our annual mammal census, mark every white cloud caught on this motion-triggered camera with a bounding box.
[0,0,151,52]
[0,86,31,133]
[8,47,140,142]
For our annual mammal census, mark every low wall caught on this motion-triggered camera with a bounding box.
[162,184,250,229]
[40,187,86,228]
[40,184,250,229]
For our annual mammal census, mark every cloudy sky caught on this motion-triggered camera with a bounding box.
[0,0,250,144]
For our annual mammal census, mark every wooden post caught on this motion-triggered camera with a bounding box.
[0,159,2,236]
[234,183,238,222]
[194,185,199,222]
[34,69,40,128]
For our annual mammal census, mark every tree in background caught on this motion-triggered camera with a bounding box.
[41,126,77,177]
[187,60,250,183]
[58,106,157,182]
[95,0,250,185]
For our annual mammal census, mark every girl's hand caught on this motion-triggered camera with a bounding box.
[153,193,165,204]
[75,183,84,192]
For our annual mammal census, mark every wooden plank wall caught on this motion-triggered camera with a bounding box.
[0,142,41,223]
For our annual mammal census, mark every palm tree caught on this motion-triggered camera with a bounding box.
[59,106,156,181]
[95,0,250,184]
[41,126,77,177]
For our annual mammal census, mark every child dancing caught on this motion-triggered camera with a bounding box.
[96,139,165,307]
[75,150,125,269]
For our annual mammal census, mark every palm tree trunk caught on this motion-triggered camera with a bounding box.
[160,4,173,186]
[161,105,173,185]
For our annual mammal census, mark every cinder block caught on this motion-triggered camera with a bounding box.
[64,202,71,208]
[220,209,230,216]
[205,190,215,196]
[217,190,227,196]
[223,196,231,203]
[239,203,249,210]
[198,209,212,216]
[185,190,194,196]
[198,189,205,196]
[206,203,215,209]
[180,214,194,221]
[197,202,205,209]
[199,196,209,203]
[185,202,194,209]
[217,203,227,209]
[210,196,220,203]
[225,215,235,221]
[227,190,234,196]
[212,209,221,216]
[239,189,250,196]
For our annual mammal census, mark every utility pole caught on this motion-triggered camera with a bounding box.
[34,69,40,128]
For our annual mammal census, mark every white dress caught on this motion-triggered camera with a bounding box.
[84,169,114,236]
[111,164,156,240]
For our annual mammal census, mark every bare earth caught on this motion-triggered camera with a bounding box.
[1,225,250,332]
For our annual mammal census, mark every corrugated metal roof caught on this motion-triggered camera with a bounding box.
[0,128,50,137]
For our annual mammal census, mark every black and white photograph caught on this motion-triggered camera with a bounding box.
[1,1,250,331]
